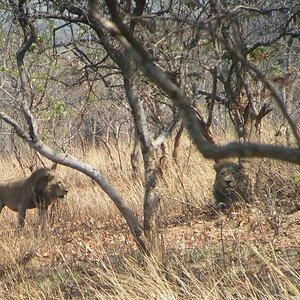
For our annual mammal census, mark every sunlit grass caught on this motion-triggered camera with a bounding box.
[0,138,299,299]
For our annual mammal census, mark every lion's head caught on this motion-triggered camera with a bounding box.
[213,161,249,208]
[44,173,68,201]
[25,167,68,207]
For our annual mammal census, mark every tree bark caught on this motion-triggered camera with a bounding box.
[123,68,162,258]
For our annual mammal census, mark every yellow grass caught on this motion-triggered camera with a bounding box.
[0,136,299,299]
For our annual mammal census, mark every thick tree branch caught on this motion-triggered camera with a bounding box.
[95,0,300,164]
[0,112,30,142]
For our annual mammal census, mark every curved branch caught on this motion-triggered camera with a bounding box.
[0,112,30,142]
[0,109,147,253]
[98,0,300,164]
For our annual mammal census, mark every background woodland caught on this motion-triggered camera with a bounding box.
[0,0,299,299]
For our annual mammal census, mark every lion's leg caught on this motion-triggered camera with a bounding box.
[18,203,27,228]
[38,206,48,230]
[0,201,5,214]
[18,195,35,228]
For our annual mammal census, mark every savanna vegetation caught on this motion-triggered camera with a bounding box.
[0,0,299,299]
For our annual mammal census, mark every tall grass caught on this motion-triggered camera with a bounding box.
[0,138,299,299]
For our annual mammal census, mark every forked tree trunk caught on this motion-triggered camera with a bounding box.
[123,68,162,258]
[130,127,140,178]
[173,122,184,163]
[143,152,162,258]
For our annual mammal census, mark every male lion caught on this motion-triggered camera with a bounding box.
[0,167,68,228]
[213,161,250,209]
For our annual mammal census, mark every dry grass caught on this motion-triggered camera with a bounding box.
[0,138,299,299]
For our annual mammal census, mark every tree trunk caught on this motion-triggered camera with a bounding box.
[173,122,184,163]
[123,67,162,258]
[130,127,140,178]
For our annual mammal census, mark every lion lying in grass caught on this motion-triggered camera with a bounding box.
[213,161,250,209]
[0,167,68,228]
